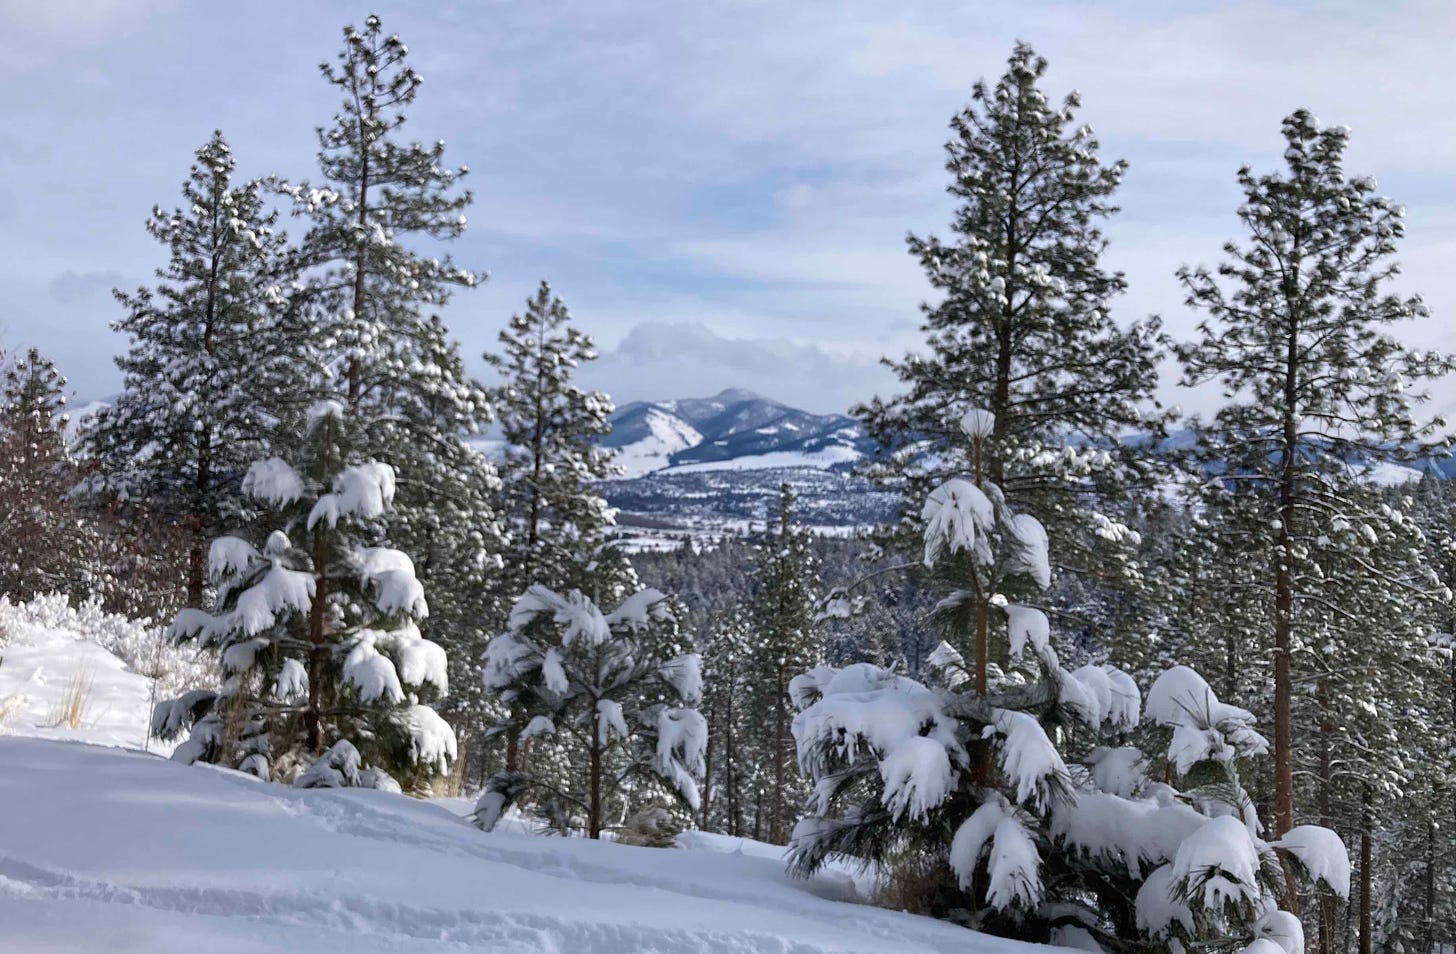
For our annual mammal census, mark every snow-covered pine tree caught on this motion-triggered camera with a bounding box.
[281,14,508,775]
[0,349,93,600]
[473,585,705,839]
[747,483,821,844]
[789,410,1350,948]
[83,132,302,606]
[1175,109,1452,850]
[484,280,618,599]
[699,608,760,835]
[856,43,1164,591]
[151,403,456,792]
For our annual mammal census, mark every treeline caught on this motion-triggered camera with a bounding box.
[1,22,1454,954]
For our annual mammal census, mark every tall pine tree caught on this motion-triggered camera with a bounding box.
[0,349,92,601]
[85,131,301,605]
[283,15,508,769]
[747,484,821,844]
[857,43,1163,588]
[1174,108,1452,861]
[483,280,617,599]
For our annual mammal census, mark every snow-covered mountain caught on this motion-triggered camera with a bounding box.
[602,388,875,478]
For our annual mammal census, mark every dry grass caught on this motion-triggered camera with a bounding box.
[0,692,23,729]
[872,846,960,917]
[46,666,96,729]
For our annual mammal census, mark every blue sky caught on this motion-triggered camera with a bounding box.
[3,0,1456,414]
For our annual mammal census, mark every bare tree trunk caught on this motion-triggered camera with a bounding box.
[1359,785,1373,954]
[588,731,602,839]
[1274,320,1300,913]
[770,666,786,843]
[701,700,716,830]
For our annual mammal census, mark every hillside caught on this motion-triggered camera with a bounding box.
[603,388,876,478]
[0,739,1052,954]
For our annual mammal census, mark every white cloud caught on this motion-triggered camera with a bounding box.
[580,322,896,415]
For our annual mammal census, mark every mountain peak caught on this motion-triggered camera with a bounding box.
[711,387,764,404]
[604,387,872,477]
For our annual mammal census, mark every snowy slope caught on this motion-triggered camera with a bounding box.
[606,406,704,478]
[0,738,1050,954]
[663,443,863,474]
[603,389,875,477]
[0,597,184,755]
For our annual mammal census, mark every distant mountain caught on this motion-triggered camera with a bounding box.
[602,388,876,478]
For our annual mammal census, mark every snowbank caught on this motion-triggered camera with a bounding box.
[0,595,200,754]
[0,738,1050,954]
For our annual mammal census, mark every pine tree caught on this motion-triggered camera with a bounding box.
[151,403,456,792]
[84,132,301,605]
[283,14,507,774]
[0,349,92,600]
[473,585,705,838]
[790,410,1350,947]
[747,483,821,844]
[1174,109,1452,856]
[484,281,618,599]
[856,43,1164,582]
[699,608,758,835]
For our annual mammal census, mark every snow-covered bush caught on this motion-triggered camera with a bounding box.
[473,585,705,839]
[150,404,457,791]
[788,411,1349,949]
[0,592,210,700]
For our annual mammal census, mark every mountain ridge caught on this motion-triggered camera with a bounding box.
[602,388,875,478]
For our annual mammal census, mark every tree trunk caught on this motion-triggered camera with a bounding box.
[701,700,716,830]
[588,729,602,839]
[1359,784,1373,954]
[770,666,786,843]
[1274,313,1300,912]
[973,596,993,786]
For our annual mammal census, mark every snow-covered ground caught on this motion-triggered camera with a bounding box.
[661,443,862,474]
[0,596,1051,954]
[610,407,704,478]
[0,597,180,755]
[0,738,1048,954]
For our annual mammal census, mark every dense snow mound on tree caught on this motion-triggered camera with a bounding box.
[0,738,1051,954]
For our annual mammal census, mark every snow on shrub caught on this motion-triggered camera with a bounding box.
[0,592,210,700]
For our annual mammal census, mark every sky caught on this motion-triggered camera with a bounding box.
[3,0,1456,416]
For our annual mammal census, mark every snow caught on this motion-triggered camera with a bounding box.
[1144,665,1267,772]
[959,408,996,439]
[1167,814,1263,913]
[880,735,956,822]
[0,736,1052,954]
[661,443,862,474]
[609,407,703,478]
[921,477,994,567]
[951,800,1005,889]
[985,813,1042,913]
[1005,604,1050,658]
[1273,825,1352,897]
[208,535,259,578]
[404,703,457,774]
[242,456,305,507]
[308,462,397,529]
[991,709,1070,811]
[1007,513,1051,588]
[0,609,172,754]
[659,652,704,705]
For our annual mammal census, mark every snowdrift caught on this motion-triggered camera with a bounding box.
[0,738,1050,954]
